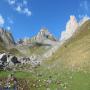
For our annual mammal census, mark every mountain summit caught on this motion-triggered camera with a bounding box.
[36,28,56,42]
[20,28,57,46]
[30,28,57,44]
[60,15,79,41]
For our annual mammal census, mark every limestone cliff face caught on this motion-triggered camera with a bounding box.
[0,28,15,47]
[36,28,55,42]
[60,15,79,41]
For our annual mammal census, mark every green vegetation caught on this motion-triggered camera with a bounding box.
[28,45,51,55]
[8,48,22,56]
[0,38,6,51]
[0,44,6,51]
[46,20,90,70]
[17,44,51,56]
[0,70,90,90]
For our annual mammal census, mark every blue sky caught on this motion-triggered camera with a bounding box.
[0,0,90,40]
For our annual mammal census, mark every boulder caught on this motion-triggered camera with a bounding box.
[0,53,7,65]
[11,56,21,65]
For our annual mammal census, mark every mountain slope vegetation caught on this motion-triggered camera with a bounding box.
[45,20,90,70]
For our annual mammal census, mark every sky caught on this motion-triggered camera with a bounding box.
[0,0,90,40]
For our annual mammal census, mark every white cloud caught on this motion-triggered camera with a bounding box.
[7,17,14,24]
[78,1,90,20]
[23,8,32,16]
[15,6,32,16]
[78,14,84,19]
[0,15,5,26]
[23,0,28,5]
[7,0,32,16]
[80,1,89,13]
[8,0,16,5]
[7,26,11,30]
[84,1,88,12]
[16,5,22,12]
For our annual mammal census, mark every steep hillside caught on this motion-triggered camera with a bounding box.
[0,37,6,51]
[30,20,90,90]
[0,28,21,56]
[45,20,90,70]
[0,28,15,47]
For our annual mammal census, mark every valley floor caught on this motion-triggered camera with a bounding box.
[0,68,90,90]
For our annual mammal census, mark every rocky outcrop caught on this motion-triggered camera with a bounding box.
[0,53,20,70]
[30,28,57,46]
[0,52,41,70]
[0,28,15,47]
[35,28,56,42]
[17,28,57,46]
[60,15,79,41]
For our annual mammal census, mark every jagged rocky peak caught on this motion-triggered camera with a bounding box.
[36,28,56,43]
[60,15,79,41]
[17,28,57,46]
[0,28,15,47]
[66,15,79,32]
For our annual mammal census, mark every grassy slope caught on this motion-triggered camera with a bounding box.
[45,20,90,70]
[0,39,22,56]
[8,48,22,56]
[0,38,6,52]
[28,20,90,90]
[17,44,51,56]
[0,43,5,52]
